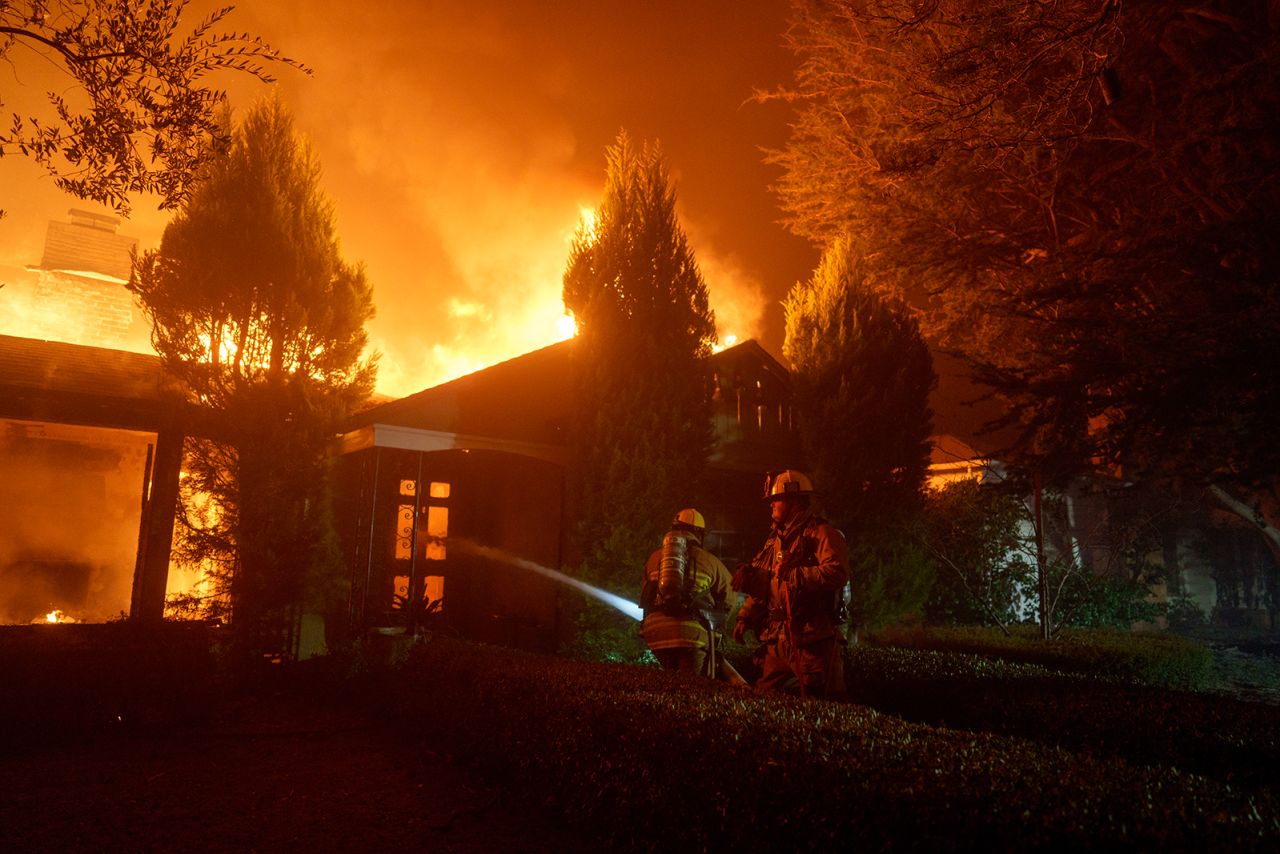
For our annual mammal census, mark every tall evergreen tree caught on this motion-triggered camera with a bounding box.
[562,130,717,587]
[783,234,936,630]
[131,97,376,655]
[784,234,936,534]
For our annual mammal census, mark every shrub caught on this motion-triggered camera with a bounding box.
[1167,594,1208,632]
[848,529,934,634]
[1046,571,1166,630]
[373,637,1278,851]
[843,642,1280,790]
[922,479,1033,626]
[0,622,218,750]
[557,562,653,665]
[865,624,1213,689]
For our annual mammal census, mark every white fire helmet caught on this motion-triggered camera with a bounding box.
[763,469,815,501]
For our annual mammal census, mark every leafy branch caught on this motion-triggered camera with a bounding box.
[1,0,311,215]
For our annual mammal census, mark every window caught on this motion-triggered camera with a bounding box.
[424,505,448,560]
[395,504,414,559]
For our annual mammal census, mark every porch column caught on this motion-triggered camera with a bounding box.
[131,428,185,622]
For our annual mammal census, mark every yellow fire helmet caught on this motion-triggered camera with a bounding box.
[763,469,815,501]
[672,507,706,533]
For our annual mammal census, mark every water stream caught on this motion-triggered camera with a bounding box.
[452,539,644,622]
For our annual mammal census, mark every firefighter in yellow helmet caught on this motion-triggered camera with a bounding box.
[640,508,734,676]
[732,470,850,699]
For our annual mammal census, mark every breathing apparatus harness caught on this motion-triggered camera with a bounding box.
[643,526,740,681]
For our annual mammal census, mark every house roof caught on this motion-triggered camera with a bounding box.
[0,334,175,431]
[345,338,799,468]
[930,433,984,467]
[714,338,789,381]
[350,339,576,448]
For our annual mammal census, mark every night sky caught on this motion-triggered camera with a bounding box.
[0,0,819,397]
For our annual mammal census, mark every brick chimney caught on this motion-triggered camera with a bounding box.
[21,209,147,350]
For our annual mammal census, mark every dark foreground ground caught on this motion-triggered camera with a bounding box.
[1,688,601,853]
[4,623,1279,852]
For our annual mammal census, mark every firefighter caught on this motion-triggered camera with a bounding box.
[732,470,849,699]
[640,508,734,676]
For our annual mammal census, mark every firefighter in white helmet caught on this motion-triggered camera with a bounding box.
[732,470,849,699]
[639,508,734,676]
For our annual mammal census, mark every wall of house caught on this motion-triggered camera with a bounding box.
[696,467,776,569]
[709,346,797,471]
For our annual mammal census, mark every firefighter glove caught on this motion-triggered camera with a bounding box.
[778,563,803,593]
[732,619,749,644]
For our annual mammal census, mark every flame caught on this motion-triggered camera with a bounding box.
[712,333,739,353]
[3,195,760,409]
[556,312,577,340]
[194,326,276,375]
[43,609,76,624]
[577,206,599,244]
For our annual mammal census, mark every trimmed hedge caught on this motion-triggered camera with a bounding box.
[846,645,1280,790]
[867,624,1215,689]
[376,637,1279,852]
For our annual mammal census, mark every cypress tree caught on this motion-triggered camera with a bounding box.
[784,234,936,631]
[562,131,717,588]
[131,98,376,656]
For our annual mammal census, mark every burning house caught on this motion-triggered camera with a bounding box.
[6,211,1267,647]
[333,338,800,651]
[0,207,802,649]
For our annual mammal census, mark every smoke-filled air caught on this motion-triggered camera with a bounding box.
[0,1,809,398]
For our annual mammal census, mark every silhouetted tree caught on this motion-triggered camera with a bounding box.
[562,130,716,589]
[0,0,308,217]
[783,234,936,632]
[131,97,375,657]
[767,1,1280,542]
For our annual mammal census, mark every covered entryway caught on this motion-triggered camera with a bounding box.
[337,425,566,652]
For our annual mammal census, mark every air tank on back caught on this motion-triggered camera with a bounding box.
[656,530,688,607]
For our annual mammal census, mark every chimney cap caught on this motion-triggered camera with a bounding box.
[67,209,121,232]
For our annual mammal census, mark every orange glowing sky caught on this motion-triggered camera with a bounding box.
[0,1,819,398]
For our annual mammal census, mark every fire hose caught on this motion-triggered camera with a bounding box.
[699,610,747,686]
[781,577,806,699]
